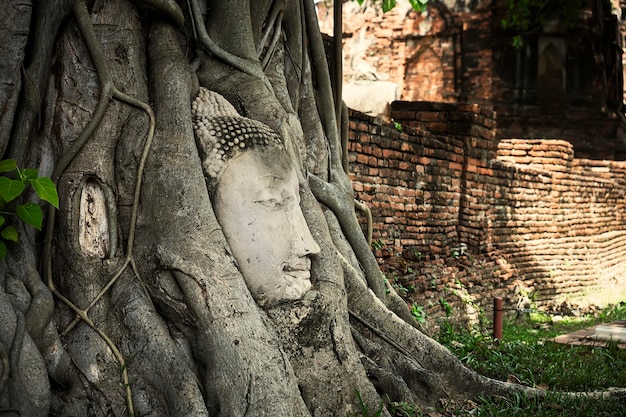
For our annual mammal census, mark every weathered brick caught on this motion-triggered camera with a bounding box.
[349,109,626,319]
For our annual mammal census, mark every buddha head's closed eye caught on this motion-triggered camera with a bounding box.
[192,88,320,307]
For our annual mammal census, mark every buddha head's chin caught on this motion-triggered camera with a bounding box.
[254,277,312,307]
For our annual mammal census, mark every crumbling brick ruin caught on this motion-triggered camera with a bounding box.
[349,102,626,325]
[316,0,626,323]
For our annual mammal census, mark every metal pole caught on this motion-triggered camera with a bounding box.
[493,297,503,340]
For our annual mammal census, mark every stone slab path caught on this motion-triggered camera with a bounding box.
[549,320,626,349]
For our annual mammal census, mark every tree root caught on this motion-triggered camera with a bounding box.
[332,0,343,127]
[355,200,373,245]
[37,1,157,414]
[343,255,551,406]
[8,0,74,165]
[258,0,285,68]
[340,100,374,246]
[131,0,184,26]
[188,0,272,90]
[311,174,420,333]
[304,0,377,305]
[310,174,387,299]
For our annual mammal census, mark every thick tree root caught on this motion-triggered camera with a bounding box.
[188,0,272,90]
[341,256,565,409]
[140,22,312,415]
[310,175,423,332]
[132,0,184,26]
[8,0,74,165]
[37,1,157,414]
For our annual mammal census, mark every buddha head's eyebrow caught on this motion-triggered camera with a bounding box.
[260,173,285,182]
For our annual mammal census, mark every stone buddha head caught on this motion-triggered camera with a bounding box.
[192,88,320,307]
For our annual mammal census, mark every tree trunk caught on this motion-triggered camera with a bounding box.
[0,0,541,416]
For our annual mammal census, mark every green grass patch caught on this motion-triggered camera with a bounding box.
[468,391,626,417]
[384,302,626,416]
[438,319,626,391]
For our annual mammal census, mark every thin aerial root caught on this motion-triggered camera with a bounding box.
[261,11,284,69]
[48,287,135,416]
[354,200,372,246]
[61,257,132,336]
[111,88,156,256]
[258,0,285,68]
[349,309,417,361]
[340,101,349,172]
[338,100,373,246]
[333,0,343,127]
[257,0,285,55]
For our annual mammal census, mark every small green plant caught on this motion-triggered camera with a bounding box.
[439,297,453,317]
[0,159,58,259]
[429,277,437,289]
[599,301,626,321]
[372,239,386,250]
[389,273,415,297]
[387,400,423,416]
[411,303,427,324]
[352,0,428,14]
[354,390,384,417]
[392,119,403,133]
[413,251,422,262]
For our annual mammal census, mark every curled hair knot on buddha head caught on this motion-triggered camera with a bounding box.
[191,87,285,184]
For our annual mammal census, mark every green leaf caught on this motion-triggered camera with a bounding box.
[1,226,18,242]
[409,0,428,11]
[382,0,396,12]
[0,216,5,229]
[393,120,403,132]
[0,159,17,173]
[0,177,25,202]
[23,168,38,180]
[31,177,59,209]
[0,240,6,260]
[17,203,43,230]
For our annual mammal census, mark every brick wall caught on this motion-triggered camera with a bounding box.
[492,140,626,301]
[349,102,626,324]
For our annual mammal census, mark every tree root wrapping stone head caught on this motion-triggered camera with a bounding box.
[191,87,320,307]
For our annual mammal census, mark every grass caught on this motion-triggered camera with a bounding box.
[387,302,626,416]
